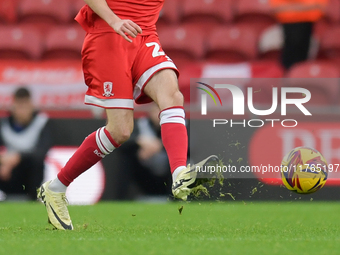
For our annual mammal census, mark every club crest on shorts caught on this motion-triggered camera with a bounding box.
[103,82,114,97]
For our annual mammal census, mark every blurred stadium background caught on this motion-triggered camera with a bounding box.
[0,0,340,203]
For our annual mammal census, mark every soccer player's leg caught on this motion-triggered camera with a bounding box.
[143,69,219,201]
[132,35,219,200]
[37,32,136,230]
[37,109,132,230]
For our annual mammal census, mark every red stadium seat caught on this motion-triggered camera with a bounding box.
[206,25,259,63]
[18,0,73,33]
[181,0,233,33]
[0,25,42,59]
[157,0,181,27]
[324,0,340,23]
[314,20,330,41]
[251,60,284,78]
[234,0,276,33]
[70,0,86,17]
[0,0,18,23]
[42,26,85,60]
[314,0,340,40]
[287,61,340,78]
[319,25,340,62]
[158,25,205,69]
[178,63,203,103]
[286,61,340,105]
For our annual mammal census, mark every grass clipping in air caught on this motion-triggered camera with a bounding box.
[190,159,225,199]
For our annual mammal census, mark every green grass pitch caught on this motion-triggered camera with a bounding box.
[1,202,339,255]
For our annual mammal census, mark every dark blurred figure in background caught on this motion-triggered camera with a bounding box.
[0,87,52,200]
[271,0,328,69]
[116,103,172,200]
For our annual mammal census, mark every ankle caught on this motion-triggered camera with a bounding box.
[172,166,186,182]
[48,178,67,193]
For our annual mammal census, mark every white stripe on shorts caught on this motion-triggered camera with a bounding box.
[85,95,134,109]
[133,61,178,100]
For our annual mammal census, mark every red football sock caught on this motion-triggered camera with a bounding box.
[160,107,188,173]
[58,127,119,186]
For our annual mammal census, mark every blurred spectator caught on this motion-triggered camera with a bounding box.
[0,87,52,200]
[270,0,328,69]
[116,103,172,200]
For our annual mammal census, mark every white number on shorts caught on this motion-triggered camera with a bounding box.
[146,42,165,57]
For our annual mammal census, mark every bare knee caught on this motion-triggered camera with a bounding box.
[159,89,184,110]
[144,69,184,109]
[156,89,184,110]
[172,90,184,107]
[105,109,134,145]
[106,125,132,145]
[116,128,132,144]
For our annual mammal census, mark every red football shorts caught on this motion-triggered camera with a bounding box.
[81,32,179,109]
